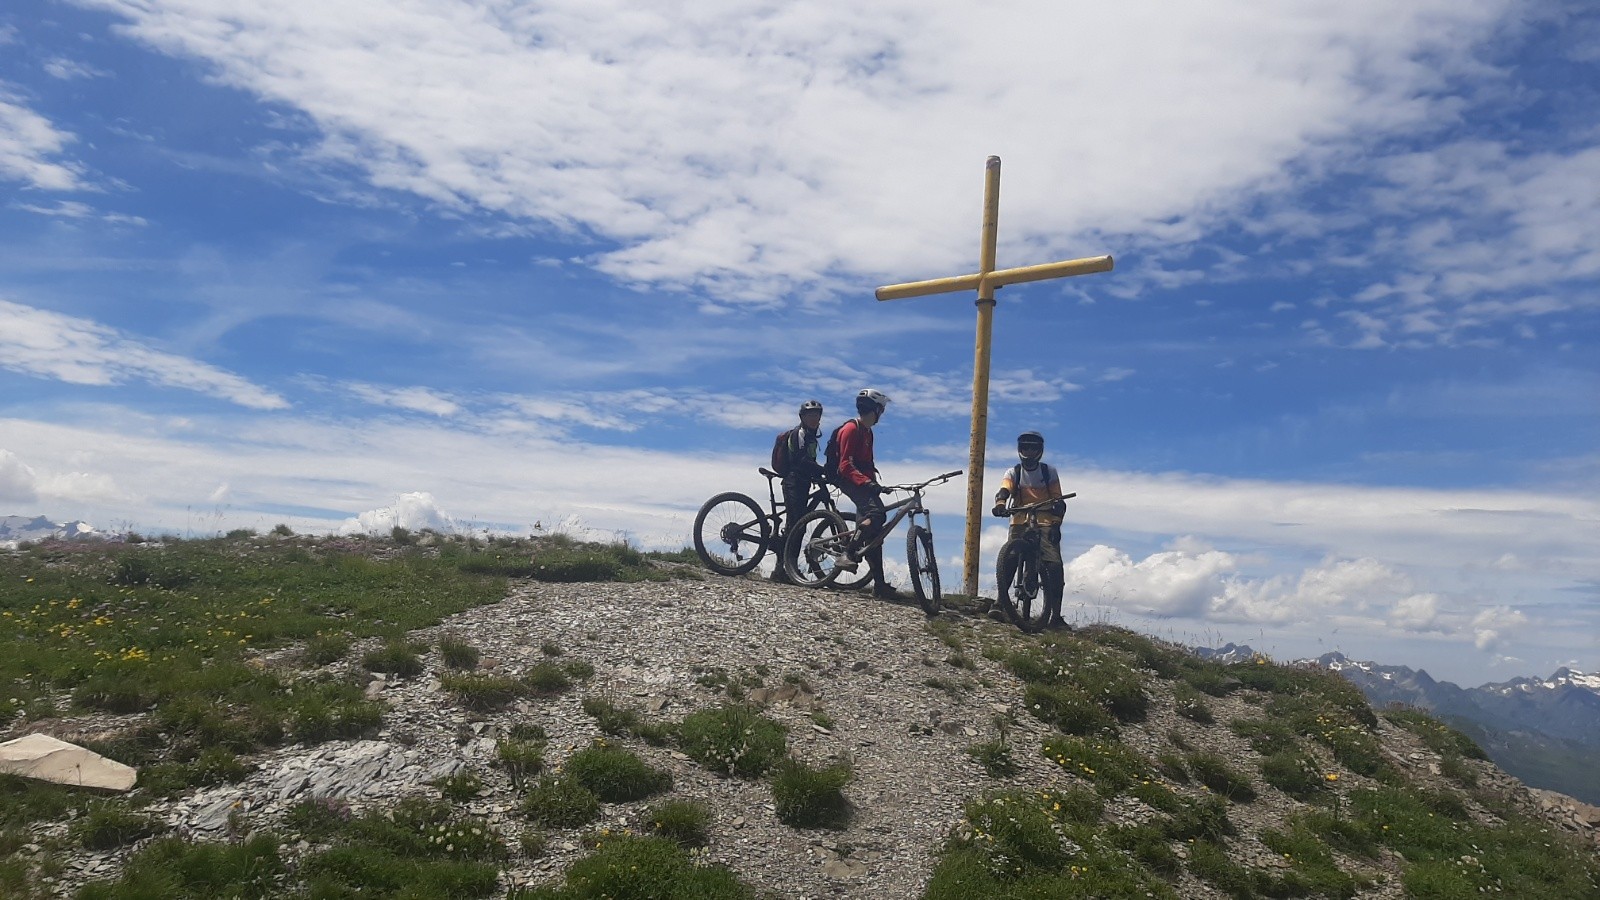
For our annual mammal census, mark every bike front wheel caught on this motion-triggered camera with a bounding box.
[997,538,1045,633]
[906,525,941,614]
[784,509,852,588]
[828,510,872,590]
[692,492,770,576]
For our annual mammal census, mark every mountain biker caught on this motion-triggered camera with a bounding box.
[771,400,827,583]
[835,388,898,601]
[991,431,1069,629]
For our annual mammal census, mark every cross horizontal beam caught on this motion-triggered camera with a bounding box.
[875,254,1114,301]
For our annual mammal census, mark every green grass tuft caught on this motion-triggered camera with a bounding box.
[1185,751,1257,802]
[361,642,425,677]
[507,835,753,899]
[563,741,673,803]
[520,776,600,829]
[645,799,712,847]
[438,633,480,670]
[772,758,852,829]
[676,704,788,778]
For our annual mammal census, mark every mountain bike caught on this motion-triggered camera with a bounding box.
[782,470,962,615]
[994,492,1076,633]
[692,469,869,588]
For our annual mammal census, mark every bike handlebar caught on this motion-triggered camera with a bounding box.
[884,470,964,492]
[996,491,1077,516]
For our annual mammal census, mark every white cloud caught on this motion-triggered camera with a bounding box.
[74,0,1512,301]
[1065,543,1239,616]
[345,382,461,417]
[0,299,289,410]
[0,88,87,191]
[10,199,148,226]
[338,491,458,535]
[0,449,39,504]
[42,58,110,81]
[1324,140,1600,342]
[1471,605,1529,652]
[1057,464,1600,579]
[1058,541,1517,648]
[0,447,121,506]
[1390,592,1442,632]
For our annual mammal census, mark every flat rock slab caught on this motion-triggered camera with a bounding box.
[0,733,136,791]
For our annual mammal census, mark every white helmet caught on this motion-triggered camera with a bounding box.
[856,388,891,413]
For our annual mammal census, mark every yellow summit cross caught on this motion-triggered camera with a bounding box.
[875,156,1113,598]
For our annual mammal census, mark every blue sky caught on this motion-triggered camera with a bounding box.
[1,0,1596,686]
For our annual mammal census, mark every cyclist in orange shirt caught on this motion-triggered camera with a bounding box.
[991,431,1068,628]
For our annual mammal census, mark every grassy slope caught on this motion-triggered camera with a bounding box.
[1,534,1596,899]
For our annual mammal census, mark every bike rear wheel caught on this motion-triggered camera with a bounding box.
[692,492,770,576]
[784,509,851,588]
[906,525,941,614]
[997,538,1046,633]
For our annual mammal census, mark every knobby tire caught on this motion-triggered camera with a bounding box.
[784,509,851,588]
[907,525,941,614]
[692,492,770,576]
[997,538,1045,634]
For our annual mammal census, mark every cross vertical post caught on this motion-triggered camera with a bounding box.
[875,156,1113,598]
[967,157,1001,602]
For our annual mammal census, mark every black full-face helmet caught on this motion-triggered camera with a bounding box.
[1017,431,1045,464]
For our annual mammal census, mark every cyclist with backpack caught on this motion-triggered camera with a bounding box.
[830,388,898,601]
[991,431,1069,629]
[769,400,828,583]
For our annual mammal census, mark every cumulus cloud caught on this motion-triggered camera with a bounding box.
[74,0,1512,302]
[0,447,121,505]
[0,449,39,504]
[339,491,458,535]
[1065,543,1240,616]
[1389,592,1443,632]
[1062,543,1477,641]
[0,299,289,409]
[0,88,87,191]
[1471,606,1528,652]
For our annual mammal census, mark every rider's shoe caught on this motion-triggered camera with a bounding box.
[1046,616,1072,631]
[835,554,860,573]
[769,566,794,584]
[872,584,901,602]
[986,606,1011,623]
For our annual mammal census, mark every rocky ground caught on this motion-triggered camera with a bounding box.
[14,564,1600,898]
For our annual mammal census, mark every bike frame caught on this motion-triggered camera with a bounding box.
[848,471,962,551]
[759,468,839,548]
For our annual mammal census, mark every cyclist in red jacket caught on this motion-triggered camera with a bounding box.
[835,388,897,600]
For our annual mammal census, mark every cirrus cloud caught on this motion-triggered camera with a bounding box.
[0,299,289,410]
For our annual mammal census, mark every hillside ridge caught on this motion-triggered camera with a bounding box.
[2,534,1597,898]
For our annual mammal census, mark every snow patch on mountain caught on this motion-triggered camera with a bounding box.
[0,514,105,548]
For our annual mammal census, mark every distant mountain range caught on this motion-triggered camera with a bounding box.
[0,515,106,548]
[1194,643,1600,805]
